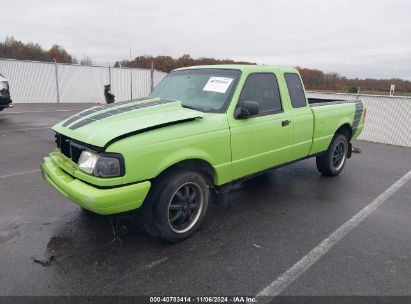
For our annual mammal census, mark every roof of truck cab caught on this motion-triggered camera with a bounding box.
[174,64,299,74]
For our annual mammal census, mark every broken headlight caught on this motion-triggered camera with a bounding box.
[78,150,124,177]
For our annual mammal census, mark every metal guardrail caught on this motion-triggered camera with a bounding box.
[0,58,167,104]
[307,92,411,147]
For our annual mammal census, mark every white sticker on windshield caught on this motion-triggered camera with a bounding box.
[202,77,233,94]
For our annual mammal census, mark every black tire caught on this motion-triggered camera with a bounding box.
[143,169,210,243]
[316,133,349,176]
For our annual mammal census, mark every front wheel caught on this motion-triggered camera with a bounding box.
[316,133,348,176]
[143,170,210,243]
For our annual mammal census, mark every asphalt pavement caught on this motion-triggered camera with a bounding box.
[0,103,410,299]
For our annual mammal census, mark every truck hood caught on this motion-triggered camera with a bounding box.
[52,98,203,148]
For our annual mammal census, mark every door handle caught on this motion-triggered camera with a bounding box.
[282,120,291,127]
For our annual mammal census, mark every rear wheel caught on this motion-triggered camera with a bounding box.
[316,133,348,176]
[143,170,210,243]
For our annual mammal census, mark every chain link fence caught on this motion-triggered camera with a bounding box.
[0,58,167,104]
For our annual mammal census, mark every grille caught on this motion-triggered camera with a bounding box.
[55,133,84,163]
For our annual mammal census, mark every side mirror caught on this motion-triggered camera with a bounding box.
[234,101,259,119]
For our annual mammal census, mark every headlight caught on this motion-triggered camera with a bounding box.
[77,150,123,177]
[94,155,122,177]
[78,151,98,174]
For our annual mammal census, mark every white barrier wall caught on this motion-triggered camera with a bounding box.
[0,58,167,104]
[307,92,411,147]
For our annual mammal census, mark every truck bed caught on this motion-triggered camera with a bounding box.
[307,97,364,155]
[308,97,352,106]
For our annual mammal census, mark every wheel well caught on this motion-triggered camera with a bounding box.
[155,159,216,186]
[336,124,352,141]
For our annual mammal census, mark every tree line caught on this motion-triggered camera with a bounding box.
[0,36,92,65]
[1,36,410,94]
[117,55,411,94]
[297,67,411,94]
[114,54,253,73]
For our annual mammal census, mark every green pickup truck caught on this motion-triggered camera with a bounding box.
[41,65,365,242]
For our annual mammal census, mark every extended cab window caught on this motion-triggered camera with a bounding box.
[239,73,282,115]
[284,73,307,108]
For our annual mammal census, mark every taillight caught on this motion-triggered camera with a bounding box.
[363,108,366,123]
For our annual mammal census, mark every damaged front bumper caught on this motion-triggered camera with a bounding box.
[41,156,151,215]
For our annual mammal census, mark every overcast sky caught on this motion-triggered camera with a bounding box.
[2,0,411,79]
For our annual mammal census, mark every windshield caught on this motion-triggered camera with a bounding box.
[149,69,241,113]
[0,81,8,90]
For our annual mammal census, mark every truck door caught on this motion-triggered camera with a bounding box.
[284,73,314,159]
[228,73,294,180]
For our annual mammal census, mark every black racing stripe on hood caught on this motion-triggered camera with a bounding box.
[62,97,148,127]
[62,108,101,127]
[68,99,178,130]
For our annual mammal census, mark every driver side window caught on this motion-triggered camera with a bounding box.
[239,73,282,115]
